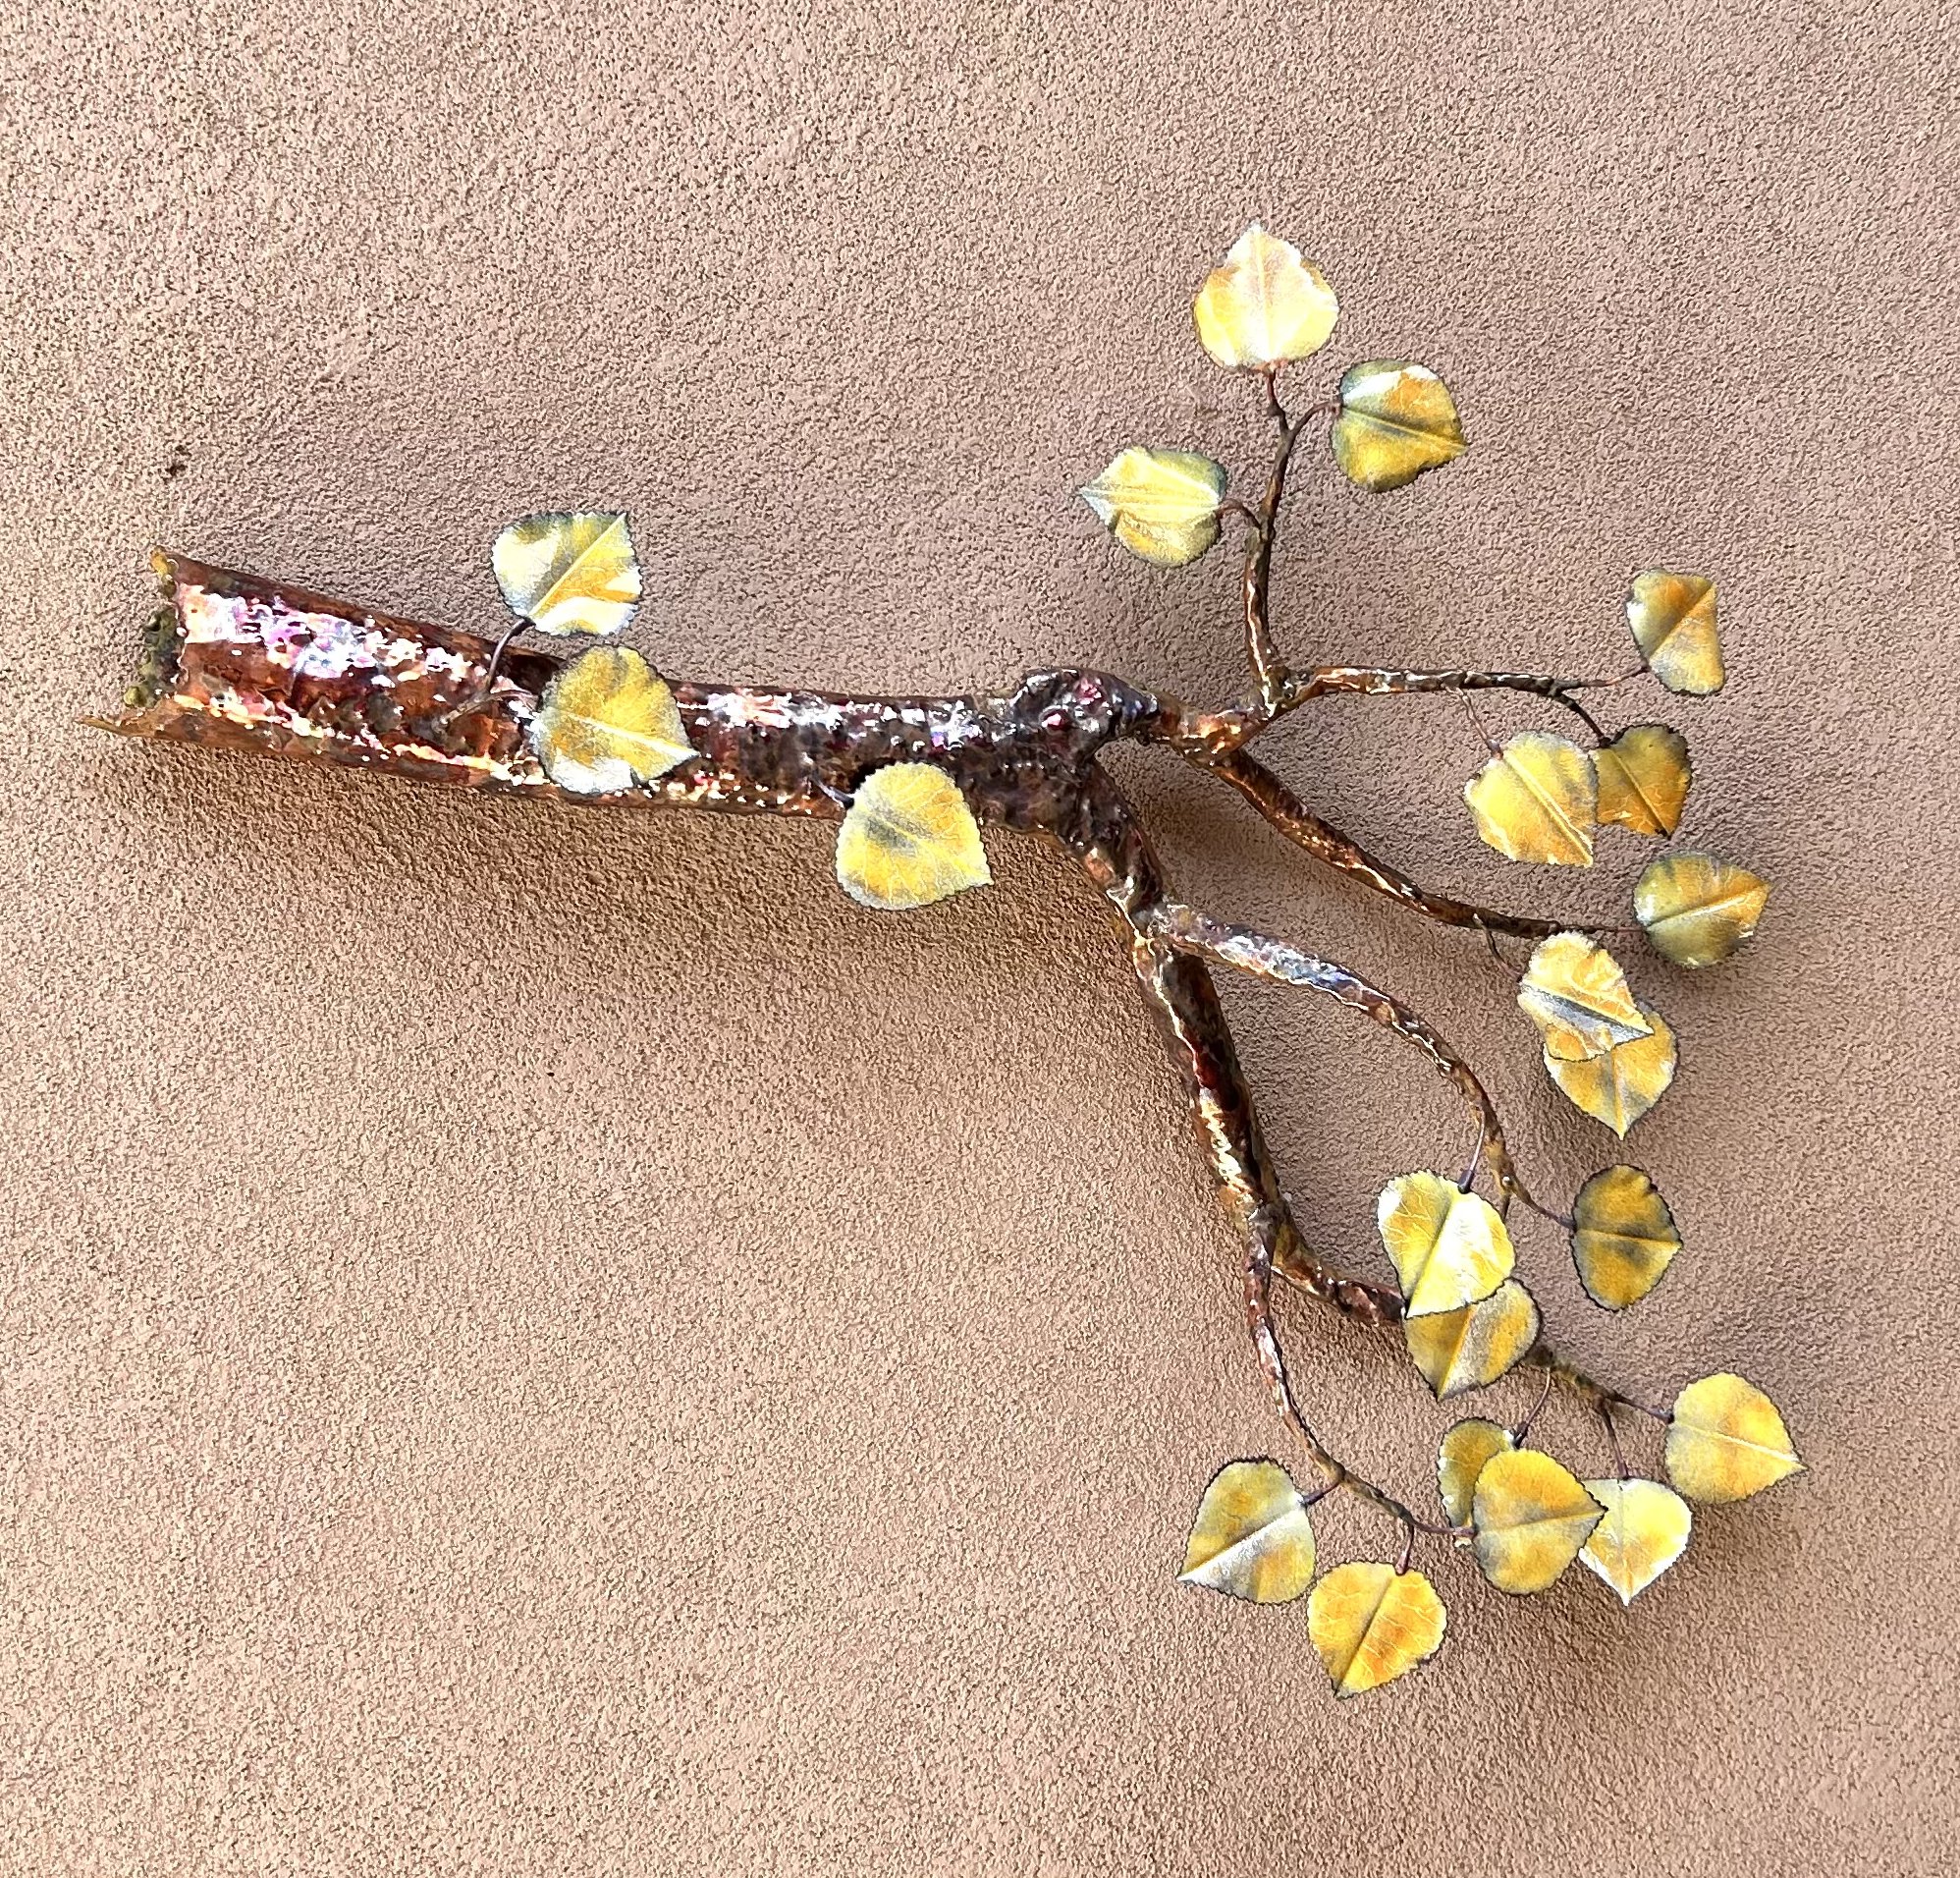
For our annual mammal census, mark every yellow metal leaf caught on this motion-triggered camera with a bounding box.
[1580,1479,1692,1606]
[1664,1373,1802,1505]
[1376,1171,1514,1318]
[1192,223,1338,371]
[1438,1419,1514,1527]
[1593,724,1691,837]
[1306,1563,1446,1697]
[1404,1280,1540,1400]
[1472,1449,1604,1594]
[1178,1459,1317,1604]
[1464,732,1597,865]
[1546,1002,1676,1136]
[1634,852,1770,967]
[1627,570,1722,695]
[1332,363,1465,492]
[1517,931,1651,1060]
[836,762,991,911]
[1571,1165,1680,1308]
[529,646,694,796]
[1078,447,1226,568]
[493,511,641,637]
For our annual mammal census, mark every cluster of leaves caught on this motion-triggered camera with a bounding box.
[479,224,1800,1700]
[1079,225,1470,568]
[491,512,991,910]
[1185,1363,1799,1697]
[1464,598,1768,1136]
[1105,225,1802,1693]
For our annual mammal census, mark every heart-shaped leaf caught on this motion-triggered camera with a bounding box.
[1473,1449,1604,1594]
[529,646,694,796]
[1664,1374,1802,1504]
[1078,447,1227,568]
[1571,1166,1681,1308]
[1593,724,1691,837]
[493,511,641,638]
[1192,223,1338,370]
[1438,1418,1515,1527]
[1580,1479,1692,1605]
[1628,570,1722,695]
[1635,853,1770,967]
[1178,1459,1317,1604]
[1464,732,1597,865]
[1517,932,1651,1060]
[1377,1172,1514,1317]
[1306,1563,1447,1697]
[1545,1001,1676,1135]
[1331,362,1466,491]
[836,763,991,911]
[1403,1280,1541,1400]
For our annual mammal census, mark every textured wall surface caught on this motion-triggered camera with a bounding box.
[4,2,1955,1871]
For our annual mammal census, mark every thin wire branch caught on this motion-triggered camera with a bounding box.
[1178,746,1606,942]
[1156,660,1645,756]
[1601,1398,1631,1480]
[1514,1366,1556,1443]
[1240,369,1305,707]
[453,614,530,717]
[1286,664,1637,708]
[1141,900,1538,1214]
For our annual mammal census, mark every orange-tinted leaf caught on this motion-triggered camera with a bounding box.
[1377,1172,1514,1317]
[1664,1374,1802,1504]
[1306,1563,1447,1697]
[1178,1459,1317,1603]
[1593,725,1691,837]
[1571,1165,1680,1308]
[1628,570,1722,695]
[1403,1280,1540,1400]
[1438,1418,1514,1527]
[1546,1002,1676,1135]
[1332,363,1465,491]
[1464,733,1597,866]
[1635,853,1770,967]
[1473,1449,1604,1594]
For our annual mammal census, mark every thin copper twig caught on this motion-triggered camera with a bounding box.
[1513,1366,1556,1444]
[1601,1398,1631,1481]
[1141,901,1537,1215]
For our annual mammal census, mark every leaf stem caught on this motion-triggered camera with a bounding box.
[1513,1366,1555,1444]
[1601,1398,1631,1481]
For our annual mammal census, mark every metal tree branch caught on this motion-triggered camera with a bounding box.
[91,546,1661,1552]
[1179,746,1575,942]
[80,224,1805,1689]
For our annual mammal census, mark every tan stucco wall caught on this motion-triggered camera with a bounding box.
[4,3,1954,1871]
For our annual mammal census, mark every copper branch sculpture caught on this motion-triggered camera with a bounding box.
[91,225,1797,1695]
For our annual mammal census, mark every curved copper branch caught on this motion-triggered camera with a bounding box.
[1138,900,1534,1212]
[1186,746,1574,942]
